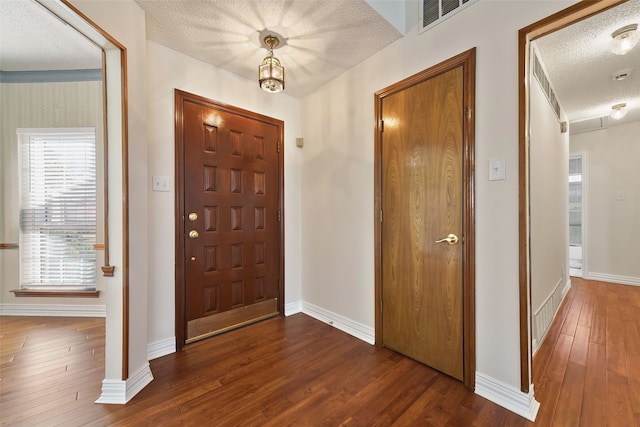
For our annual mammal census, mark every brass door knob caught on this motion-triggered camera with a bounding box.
[189,230,199,239]
[188,212,198,221]
[435,233,459,245]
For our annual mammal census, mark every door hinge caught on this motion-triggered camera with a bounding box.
[277,210,281,222]
[380,299,383,312]
[380,210,383,223]
[380,120,384,132]
[277,141,281,153]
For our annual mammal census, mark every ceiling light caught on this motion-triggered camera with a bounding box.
[610,103,628,120]
[258,35,285,93]
[610,24,638,55]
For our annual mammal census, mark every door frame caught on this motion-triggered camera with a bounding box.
[174,89,285,349]
[374,48,476,388]
[517,0,626,392]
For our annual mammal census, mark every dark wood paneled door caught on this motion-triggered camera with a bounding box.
[375,50,475,384]
[175,90,283,345]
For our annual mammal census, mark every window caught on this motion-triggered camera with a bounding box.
[18,128,97,290]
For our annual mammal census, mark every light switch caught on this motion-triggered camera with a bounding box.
[489,158,506,181]
[152,176,171,192]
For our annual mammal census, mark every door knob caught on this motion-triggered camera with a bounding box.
[188,212,198,221]
[435,233,459,245]
[189,230,199,239]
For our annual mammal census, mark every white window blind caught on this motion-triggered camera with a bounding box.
[18,129,97,290]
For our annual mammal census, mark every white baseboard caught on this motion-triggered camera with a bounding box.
[284,300,302,316]
[586,272,640,287]
[147,337,176,360]
[0,303,106,317]
[301,301,375,345]
[95,363,154,404]
[475,372,540,421]
[143,301,366,362]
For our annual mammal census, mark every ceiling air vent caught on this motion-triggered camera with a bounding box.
[569,116,608,135]
[420,0,478,33]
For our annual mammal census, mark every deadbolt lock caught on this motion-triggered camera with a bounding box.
[188,212,198,221]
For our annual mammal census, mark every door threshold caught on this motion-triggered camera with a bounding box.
[186,298,279,343]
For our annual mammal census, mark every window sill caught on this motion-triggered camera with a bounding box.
[10,289,100,298]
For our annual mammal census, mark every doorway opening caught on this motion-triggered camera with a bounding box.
[518,0,628,392]
[569,154,584,278]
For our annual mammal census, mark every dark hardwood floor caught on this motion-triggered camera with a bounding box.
[1,278,638,426]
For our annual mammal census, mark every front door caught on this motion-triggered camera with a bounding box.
[175,90,283,345]
[375,50,475,384]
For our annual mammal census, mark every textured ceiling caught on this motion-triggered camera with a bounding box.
[534,0,640,126]
[135,0,403,98]
[2,0,639,120]
[0,0,102,71]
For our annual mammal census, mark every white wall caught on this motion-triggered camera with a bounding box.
[71,0,150,383]
[529,54,570,345]
[300,0,576,391]
[145,41,303,346]
[0,79,106,308]
[571,120,640,283]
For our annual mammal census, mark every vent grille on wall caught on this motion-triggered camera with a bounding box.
[420,0,478,33]
[569,116,608,135]
[533,53,562,120]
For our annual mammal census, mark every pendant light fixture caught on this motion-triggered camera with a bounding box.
[258,35,285,93]
[610,103,628,120]
[610,24,638,55]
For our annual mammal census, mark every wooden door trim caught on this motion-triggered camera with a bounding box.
[374,48,476,388]
[174,89,285,350]
[517,0,627,393]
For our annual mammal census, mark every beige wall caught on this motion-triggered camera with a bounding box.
[57,0,588,408]
[71,0,151,382]
[571,120,640,284]
[0,79,106,306]
[144,40,303,346]
[300,0,576,391]
[529,52,570,348]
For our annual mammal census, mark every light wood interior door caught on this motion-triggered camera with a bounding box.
[175,91,284,345]
[377,51,475,382]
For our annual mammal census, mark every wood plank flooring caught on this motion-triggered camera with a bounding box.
[1,278,638,426]
[533,277,640,427]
